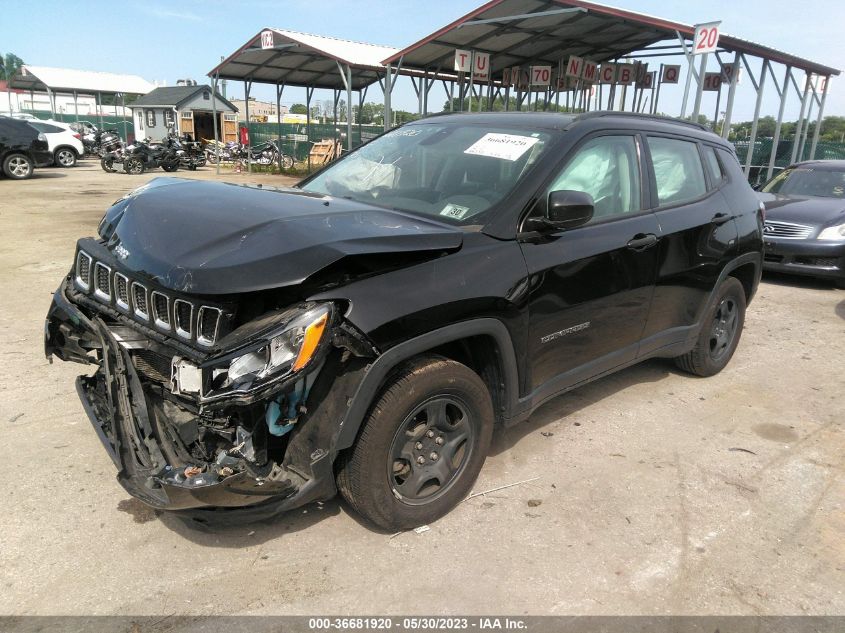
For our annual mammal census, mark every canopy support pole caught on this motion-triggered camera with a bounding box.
[798,82,817,162]
[306,85,314,171]
[767,65,792,181]
[276,82,285,171]
[244,79,252,173]
[743,57,767,176]
[809,76,830,160]
[336,61,353,152]
[790,73,812,164]
[720,52,741,138]
[212,74,221,176]
[691,53,708,121]
[677,31,696,118]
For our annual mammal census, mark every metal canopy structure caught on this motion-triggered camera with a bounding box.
[211,29,400,91]
[381,0,840,177]
[209,29,410,171]
[385,0,839,77]
[213,1,839,177]
[8,65,156,128]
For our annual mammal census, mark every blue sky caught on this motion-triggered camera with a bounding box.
[3,0,843,122]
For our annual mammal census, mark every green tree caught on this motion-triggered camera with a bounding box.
[0,53,25,81]
[289,103,307,115]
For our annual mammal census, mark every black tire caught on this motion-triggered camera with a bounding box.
[100,156,116,173]
[337,355,494,530]
[3,153,34,179]
[54,147,78,168]
[161,162,179,172]
[124,157,145,175]
[281,154,294,170]
[674,277,746,377]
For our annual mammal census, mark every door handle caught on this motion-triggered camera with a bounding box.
[627,233,658,250]
[711,212,732,225]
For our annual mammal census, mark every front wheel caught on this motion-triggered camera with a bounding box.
[2,153,33,179]
[100,155,116,173]
[674,276,747,377]
[337,355,494,530]
[281,154,294,170]
[124,157,145,175]
[161,161,179,172]
[55,147,78,167]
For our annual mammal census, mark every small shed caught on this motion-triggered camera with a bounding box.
[128,84,238,143]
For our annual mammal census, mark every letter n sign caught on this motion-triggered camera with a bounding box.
[566,56,584,78]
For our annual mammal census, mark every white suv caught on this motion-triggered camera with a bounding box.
[27,120,84,167]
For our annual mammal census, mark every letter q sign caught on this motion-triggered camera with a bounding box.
[692,21,721,55]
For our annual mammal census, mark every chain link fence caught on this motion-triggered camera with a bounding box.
[246,121,383,163]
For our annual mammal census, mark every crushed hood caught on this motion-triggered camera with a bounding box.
[758,192,845,227]
[96,178,463,295]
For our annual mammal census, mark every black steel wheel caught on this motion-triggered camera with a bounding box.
[100,156,116,173]
[674,276,746,377]
[337,355,494,530]
[388,395,475,505]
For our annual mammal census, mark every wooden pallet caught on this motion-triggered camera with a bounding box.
[309,139,341,165]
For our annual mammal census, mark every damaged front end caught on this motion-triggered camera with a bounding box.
[45,244,376,520]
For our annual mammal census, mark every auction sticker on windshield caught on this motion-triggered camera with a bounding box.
[464,133,539,161]
[440,203,471,220]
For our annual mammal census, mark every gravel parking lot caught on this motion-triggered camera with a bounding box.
[1,160,843,616]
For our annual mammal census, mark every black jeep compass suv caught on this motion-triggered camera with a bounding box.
[45,112,764,530]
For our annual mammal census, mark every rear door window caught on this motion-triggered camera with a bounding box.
[647,136,707,206]
[702,145,727,188]
[30,122,64,134]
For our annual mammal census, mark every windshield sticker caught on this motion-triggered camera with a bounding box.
[464,133,540,161]
[440,203,471,220]
[392,129,423,137]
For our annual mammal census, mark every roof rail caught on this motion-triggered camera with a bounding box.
[575,110,710,132]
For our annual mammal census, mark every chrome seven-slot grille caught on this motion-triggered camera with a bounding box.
[74,250,222,347]
[763,220,814,239]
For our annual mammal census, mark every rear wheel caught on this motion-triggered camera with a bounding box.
[161,161,179,172]
[674,277,746,377]
[2,153,33,179]
[337,355,494,530]
[54,147,78,167]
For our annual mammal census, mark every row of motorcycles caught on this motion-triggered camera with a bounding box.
[204,139,294,169]
[93,129,207,175]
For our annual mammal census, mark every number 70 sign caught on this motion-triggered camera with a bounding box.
[692,21,721,55]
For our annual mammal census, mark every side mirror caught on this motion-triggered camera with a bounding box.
[545,190,594,230]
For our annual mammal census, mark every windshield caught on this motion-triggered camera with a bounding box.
[762,167,845,198]
[300,123,553,225]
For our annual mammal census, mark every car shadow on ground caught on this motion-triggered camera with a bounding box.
[28,171,68,179]
[490,358,674,457]
[761,271,842,292]
[154,498,346,546]
[836,300,845,321]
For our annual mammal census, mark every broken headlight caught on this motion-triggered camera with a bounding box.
[208,303,332,398]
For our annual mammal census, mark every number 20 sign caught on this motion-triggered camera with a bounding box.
[693,21,721,55]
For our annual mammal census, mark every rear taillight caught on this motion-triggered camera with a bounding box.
[73,133,81,139]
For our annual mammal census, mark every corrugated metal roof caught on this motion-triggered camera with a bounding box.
[129,85,237,111]
[209,28,402,90]
[384,0,840,77]
[9,65,156,95]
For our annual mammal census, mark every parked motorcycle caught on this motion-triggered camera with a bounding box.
[123,134,184,175]
[204,139,293,169]
[98,131,127,173]
[178,133,206,170]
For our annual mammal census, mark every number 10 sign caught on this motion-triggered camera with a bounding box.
[692,21,721,55]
